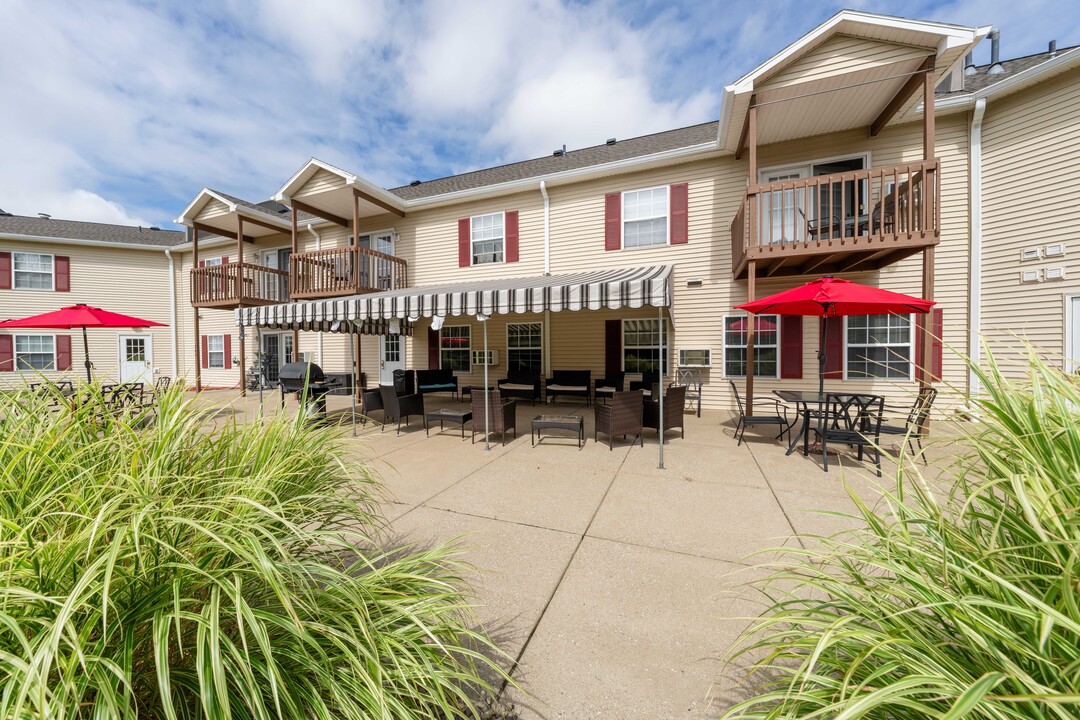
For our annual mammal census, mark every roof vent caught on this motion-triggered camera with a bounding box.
[277,206,288,213]
[38,213,51,220]
[988,29,1004,74]
[1049,40,1058,58]
[963,52,977,76]
[552,144,566,157]
[410,180,422,186]
[150,226,161,231]
[0,208,12,217]
[606,138,617,145]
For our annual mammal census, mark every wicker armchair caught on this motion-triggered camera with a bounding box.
[379,384,425,434]
[471,389,518,445]
[594,390,644,450]
[361,387,384,426]
[644,384,687,439]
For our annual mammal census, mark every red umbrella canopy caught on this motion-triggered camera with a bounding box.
[0,304,166,329]
[735,277,934,317]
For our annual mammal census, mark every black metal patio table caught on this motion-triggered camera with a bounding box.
[531,414,585,448]
[425,408,472,439]
[774,390,828,457]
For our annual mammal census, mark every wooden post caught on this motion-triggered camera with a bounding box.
[192,226,202,392]
[237,215,246,397]
[746,261,756,416]
[745,104,758,416]
[290,204,299,361]
[923,66,935,161]
[919,246,935,432]
[352,191,361,291]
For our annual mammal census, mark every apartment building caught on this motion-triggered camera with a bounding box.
[7,11,1077,408]
[0,214,182,388]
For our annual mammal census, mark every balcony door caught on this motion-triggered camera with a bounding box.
[759,168,807,244]
[812,157,867,238]
[353,231,397,290]
[259,248,292,301]
[759,155,867,243]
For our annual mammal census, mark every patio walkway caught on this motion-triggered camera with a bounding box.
[202,389,930,719]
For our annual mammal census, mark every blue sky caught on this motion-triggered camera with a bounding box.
[1,0,1077,229]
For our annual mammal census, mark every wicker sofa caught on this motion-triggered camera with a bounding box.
[414,368,458,400]
[497,368,541,405]
[545,369,592,405]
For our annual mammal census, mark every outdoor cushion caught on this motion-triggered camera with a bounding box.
[546,384,588,392]
[500,382,536,391]
[595,385,616,393]
[419,382,456,390]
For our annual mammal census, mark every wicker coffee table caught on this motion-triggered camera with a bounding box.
[425,408,472,439]
[531,414,585,448]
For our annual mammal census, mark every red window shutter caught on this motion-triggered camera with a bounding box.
[604,193,621,251]
[915,309,944,382]
[605,320,622,375]
[505,210,519,263]
[428,327,440,369]
[200,335,208,369]
[779,316,802,379]
[0,252,11,289]
[823,316,844,379]
[0,335,12,371]
[56,335,72,371]
[670,183,689,244]
[223,335,232,370]
[198,260,205,267]
[54,256,71,292]
[222,256,229,263]
[458,218,471,267]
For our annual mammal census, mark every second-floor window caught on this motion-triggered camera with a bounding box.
[13,252,53,290]
[440,325,471,371]
[15,334,55,370]
[471,213,504,264]
[622,187,668,248]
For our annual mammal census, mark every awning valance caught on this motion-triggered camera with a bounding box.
[237,265,674,331]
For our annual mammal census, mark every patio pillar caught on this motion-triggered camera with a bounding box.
[919,246,935,431]
[192,226,202,392]
[291,204,299,363]
[352,190,361,291]
[237,215,246,397]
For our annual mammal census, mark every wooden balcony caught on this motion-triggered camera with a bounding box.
[191,263,289,309]
[290,246,408,300]
[731,159,940,279]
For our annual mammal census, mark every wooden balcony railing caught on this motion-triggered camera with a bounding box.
[290,246,408,300]
[190,263,289,308]
[731,159,940,279]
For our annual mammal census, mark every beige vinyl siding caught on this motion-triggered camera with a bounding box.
[0,240,173,389]
[759,35,933,91]
[294,169,349,199]
[980,67,1080,375]
[197,199,233,222]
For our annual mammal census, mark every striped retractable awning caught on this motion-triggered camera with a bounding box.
[236,265,674,332]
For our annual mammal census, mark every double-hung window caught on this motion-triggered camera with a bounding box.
[13,252,53,290]
[15,335,55,370]
[440,326,471,371]
[846,314,912,379]
[623,319,668,373]
[471,213,504,264]
[207,335,225,369]
[723,315,779,377]
[622,187,668,248]
[507,322,542,373]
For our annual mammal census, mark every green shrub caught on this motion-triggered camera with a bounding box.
[722,349,1080,720]
[0,384,506,718]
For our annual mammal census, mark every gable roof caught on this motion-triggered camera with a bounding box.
[945,44,1080,95]
[386,122,720,201]
[0,214,184,248]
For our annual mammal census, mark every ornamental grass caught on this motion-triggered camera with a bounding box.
[0,383,506,718]
[723,349,1080,720]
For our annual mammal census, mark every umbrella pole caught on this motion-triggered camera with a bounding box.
[482,317,490,452]
[658,305,665,470]
[82,325,91,383]
[819,315,827,396]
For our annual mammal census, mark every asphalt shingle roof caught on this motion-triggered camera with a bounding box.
[210,190,317,224]
[0,214,185,247]
[386,121,720,201]
[941,46,1078,95]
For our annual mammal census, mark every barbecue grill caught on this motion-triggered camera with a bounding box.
[278,361,341,417]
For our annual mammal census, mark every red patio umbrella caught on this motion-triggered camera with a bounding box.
[0,304,166,382]
[735,277,934,393]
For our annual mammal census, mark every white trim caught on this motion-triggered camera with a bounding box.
[506,320,544,375]
[273,158,408,214]
[354,228,396,256]
[1066,293,1080,375]
[13,332,57,372]
[842,313,915,381]
[11,250,55,291]
[620,185,670,250]
[721,313,780,379]
[758,152,872,183]
[469,211,506,265]
[206,333,226,369]
[968,97,986,396]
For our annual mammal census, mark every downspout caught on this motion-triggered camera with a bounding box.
[968,97,987,399]
[307,223,323,365]
[165,248,178,378]
[540,180,552,374]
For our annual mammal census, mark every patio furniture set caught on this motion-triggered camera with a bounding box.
[24,376,173,419]
[730,380,938,476]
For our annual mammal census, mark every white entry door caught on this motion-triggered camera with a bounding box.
[118,335,153,385]
[379,334,404,385]
[1068,295,1080,375]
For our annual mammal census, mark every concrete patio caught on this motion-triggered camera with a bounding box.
[199,388,929,719]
